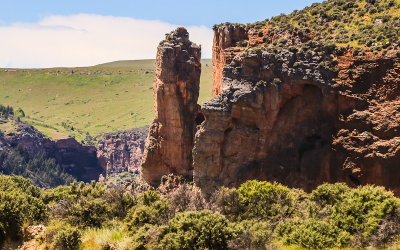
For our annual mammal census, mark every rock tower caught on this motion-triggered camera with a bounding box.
[141,27,201,185]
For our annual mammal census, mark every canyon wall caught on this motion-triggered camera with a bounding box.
[212,24,247,97]
[141,27,201,185]
[97,127,147,176]
[193,25,400,195]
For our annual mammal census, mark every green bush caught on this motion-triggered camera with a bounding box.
[277,183,400,248]
[68,198,110,228]
[238,180,296,220]
[125,190,170,231]
[0,175,47,244]
[53,225,82,250]
[311,182,350,206]
[159,210,233,250]
[131,224,161,250]
[277,218,350,249]
[229,220,273,249]
[212,187,243,221]
[42,180,106,204]
[330,185,400,243]
[102,187,135,218]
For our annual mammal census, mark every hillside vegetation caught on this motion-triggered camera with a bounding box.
[0,59,212,142]
[215,0,400,74]
[261,0,400,52]
[2,174,400,249]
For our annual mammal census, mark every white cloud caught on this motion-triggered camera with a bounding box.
[0,14,213,68]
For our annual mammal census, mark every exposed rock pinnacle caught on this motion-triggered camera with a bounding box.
[140,27,201,185]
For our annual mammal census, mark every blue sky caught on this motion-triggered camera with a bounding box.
[0,0,323,68]
[1,0,322,27]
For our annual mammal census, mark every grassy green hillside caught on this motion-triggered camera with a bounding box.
[0,59,212,142]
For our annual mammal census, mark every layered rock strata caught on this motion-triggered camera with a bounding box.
[212,24,247,97]
[193,24,400,195]
[194,44,340,193]
[97,127,147,176]
[141,27,201,185]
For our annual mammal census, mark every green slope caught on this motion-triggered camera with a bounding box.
[216,0,400,58]
[0,59,212,142]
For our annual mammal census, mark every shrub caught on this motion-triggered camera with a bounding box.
[53,225,82,250]
[277,218,350,249]
[68,198,110,228]
[212,187,243,221]
[278,183,400,248]
[159,210,233,250]
[165,182,208,213]
[42,181,106,205]
[131,224,162,250]
[311,182,350,206]
[238,180,296,221]
[125,190,170,231]
[0,175,47,244]
[330,185,400,245]
[102,187,135,218]
[228,220,273,249]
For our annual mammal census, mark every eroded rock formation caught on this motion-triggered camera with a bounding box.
[193,25,400,195]
[212,24,247,97]
[97,127,147,176]
[141,27,201,185]
[0,118,103,181]
[194,39,340,193]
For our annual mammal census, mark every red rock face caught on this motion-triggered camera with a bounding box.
[97,127,147,176]
[194,46,340,193]
[331,51,400,196]
[193,25,400,195]
[212,25,247,97]
[141,27,201,185]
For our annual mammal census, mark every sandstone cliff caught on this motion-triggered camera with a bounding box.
[193,23,400,195]
[141,27,201,185]
[140,1,400,195]
[97,126,147,176]
[212,24,247,97]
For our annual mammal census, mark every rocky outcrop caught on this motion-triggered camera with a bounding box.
[0,118,49,156]
[45,138,101,182]
[141,27,201,185]
[194,44,340,193]
[331,51,400,195]
[193,24,400,196]
[97,126,147,176]
[0,118,103,181]
[212,24,247,97]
